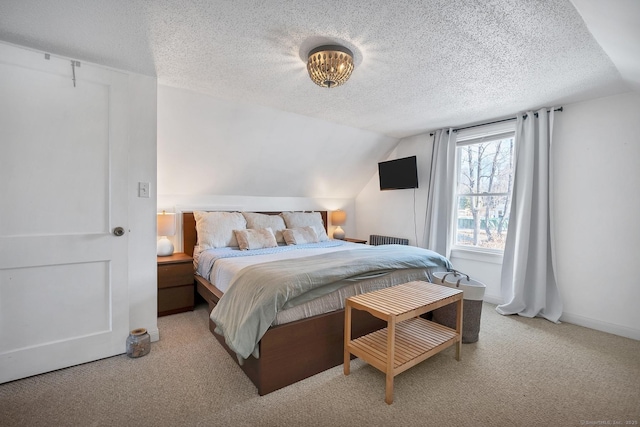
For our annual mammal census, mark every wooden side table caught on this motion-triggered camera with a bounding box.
[344,281,463,404]
[157,253,195,317]
[344,237,367,244]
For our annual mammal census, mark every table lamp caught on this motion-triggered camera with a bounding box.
[331,210,346,240]
[157,211,176,256]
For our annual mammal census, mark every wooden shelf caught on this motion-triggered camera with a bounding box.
[344,281,463,404]
[349,317,458,373]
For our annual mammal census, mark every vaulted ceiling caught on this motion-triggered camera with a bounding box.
[1,0,637,139]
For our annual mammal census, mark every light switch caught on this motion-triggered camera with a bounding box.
[138,182,150,198]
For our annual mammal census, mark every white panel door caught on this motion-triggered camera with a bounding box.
[0,43,129,383]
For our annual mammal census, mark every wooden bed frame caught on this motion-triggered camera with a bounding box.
[183,211,386,395]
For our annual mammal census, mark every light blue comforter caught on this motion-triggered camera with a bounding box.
[209,244,451,360]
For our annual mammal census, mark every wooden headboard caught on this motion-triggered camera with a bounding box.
[182,211,328,257]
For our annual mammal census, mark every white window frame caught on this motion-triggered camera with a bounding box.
[451,121,516,257]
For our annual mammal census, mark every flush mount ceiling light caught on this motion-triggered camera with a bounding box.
[307,45,354,88]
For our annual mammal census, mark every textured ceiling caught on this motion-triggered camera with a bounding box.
[0,0,634,138]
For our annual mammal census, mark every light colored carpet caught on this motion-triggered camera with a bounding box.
[1,302,638,427]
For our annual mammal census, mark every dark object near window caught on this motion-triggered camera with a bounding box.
[378,156,418,190]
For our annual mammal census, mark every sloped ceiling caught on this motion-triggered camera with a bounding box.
[157,85,400,198]
[0,0,635,139]
[571,0,640,93]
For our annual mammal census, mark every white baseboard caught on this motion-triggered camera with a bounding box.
[482,293,503,305]
[560,311,640,341]
[147,326,160,342]
[481,296,639,341]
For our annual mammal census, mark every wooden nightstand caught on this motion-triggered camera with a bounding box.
[344,237,367,244]
[157,253,195,317]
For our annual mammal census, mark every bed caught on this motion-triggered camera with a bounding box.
[183,210,451,395]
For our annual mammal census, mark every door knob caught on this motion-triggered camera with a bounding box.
[113,227,125,236]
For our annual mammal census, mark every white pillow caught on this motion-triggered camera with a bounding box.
[280,212,329,242]
[241,212,287,244]
[194,211,246,249]
[234,227,278,250]
[282,227,319,245]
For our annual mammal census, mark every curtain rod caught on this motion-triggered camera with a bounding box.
[429,107,563,136]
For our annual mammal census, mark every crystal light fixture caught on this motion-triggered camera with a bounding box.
[307,45,354,88]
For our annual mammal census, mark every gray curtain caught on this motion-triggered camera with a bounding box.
[496,108,563,322]
[424,128,457,257]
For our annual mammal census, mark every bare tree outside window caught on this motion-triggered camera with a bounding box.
[455,134,515,251]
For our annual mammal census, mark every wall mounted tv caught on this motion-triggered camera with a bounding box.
[378,155,419,190]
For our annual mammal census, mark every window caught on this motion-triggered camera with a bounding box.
[454,124,516,252]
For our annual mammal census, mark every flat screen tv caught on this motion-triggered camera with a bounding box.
[378,155,418,190]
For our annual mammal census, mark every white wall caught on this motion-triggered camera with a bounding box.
[355,133,433,244]
[127,74,159,340]
[356,91,640,340]
[157,84,401,245]
[553,91,640,339]
[157,85,398,199]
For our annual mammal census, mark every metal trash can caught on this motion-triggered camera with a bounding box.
[431,270,486,343]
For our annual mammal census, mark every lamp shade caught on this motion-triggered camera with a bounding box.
[157,212,176,237]
[331,210,346,226]
[331,210,346,240]
[157,212,176,257]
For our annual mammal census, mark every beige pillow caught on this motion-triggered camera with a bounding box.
[194,211,247,249]
[280,212,329,241]
[241,212,287,244]
[234,228,278,250]
[282,226,319,245]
